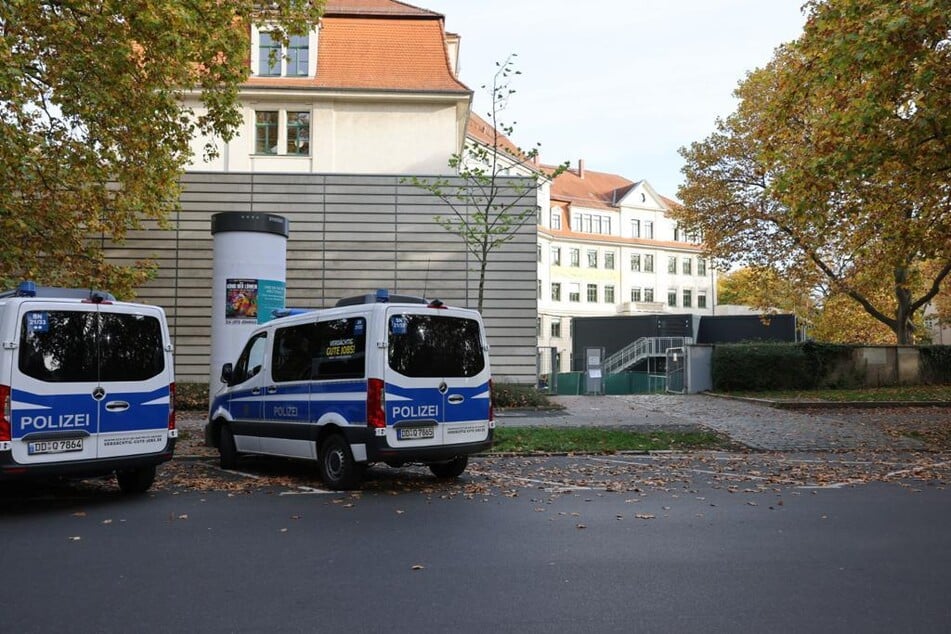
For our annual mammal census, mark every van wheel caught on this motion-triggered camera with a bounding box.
[219,425,238,470]
[429,456,468,479]
[318,434,363,490]
[116,465,156,494]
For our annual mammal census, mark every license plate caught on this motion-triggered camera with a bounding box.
[28,438,84,455]
[397,427,435,440]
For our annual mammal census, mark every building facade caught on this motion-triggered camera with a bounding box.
[537,161,717,373]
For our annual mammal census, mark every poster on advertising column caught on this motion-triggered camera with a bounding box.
[225,278,286,325]
[225,279,258,324]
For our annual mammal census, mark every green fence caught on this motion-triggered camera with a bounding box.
[554,372,666,395]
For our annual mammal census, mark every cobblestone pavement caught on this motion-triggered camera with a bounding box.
[497,394,944,452]
[180,393,950,455]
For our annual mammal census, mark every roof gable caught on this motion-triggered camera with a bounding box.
[616,180,668,210]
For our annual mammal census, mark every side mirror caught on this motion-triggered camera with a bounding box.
[220,363,234,385]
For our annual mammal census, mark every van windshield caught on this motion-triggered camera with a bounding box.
[387,314,485,378]
[19,310,165,383]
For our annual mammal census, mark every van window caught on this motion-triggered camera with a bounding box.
[314,318,365,380]
[18,310,164,382]
[388,314,485,378]
[272,317,366,382]
[233,332,267,384]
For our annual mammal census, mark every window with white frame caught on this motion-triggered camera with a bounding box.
[537,279,542,299]
[551,282,561,301]
[644,254,654,272]
[630,253,641,272]
[605,285,615,304]
[644,221,654,239]
[698,291,707,308]
[257,30,312,77]
[698,258,707,276]
[682,258,692,275]
[537,244,542,262]
[631,219,641,238]
[604,251,615,270]
[551,209,562,230]
[667,289,677,307]
[569,283,580,302]
[668,257,677,274]
[255,110,311,156]
[644,288,655,302]
[570,248,580,267]
[683,289,692,308]
[551,246,561,265]
[587,249,598,268]
[631,287,642,302]
[586,284,598,302]
[551,318,562,338]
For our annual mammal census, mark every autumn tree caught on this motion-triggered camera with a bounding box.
[675,0,951,344]
[410,55,567,311]
[0,1,322,297]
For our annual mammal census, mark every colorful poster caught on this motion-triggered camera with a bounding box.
[226,279,258,324]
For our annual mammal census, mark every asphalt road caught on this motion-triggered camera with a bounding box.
[2,453,950,633]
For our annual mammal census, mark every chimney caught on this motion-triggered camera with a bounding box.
[578,159,585,179]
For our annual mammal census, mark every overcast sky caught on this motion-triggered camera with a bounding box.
[419,0,810,198]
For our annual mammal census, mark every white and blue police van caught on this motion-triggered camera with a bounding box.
[0,282,177,493]
[206,290,494,489]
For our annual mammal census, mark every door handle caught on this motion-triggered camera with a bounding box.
[105,400,130,412]
[266,386,278,394]
[251,387,261,396]
[447,394,464,405]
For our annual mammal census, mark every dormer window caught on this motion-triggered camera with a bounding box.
[253,27,316,77]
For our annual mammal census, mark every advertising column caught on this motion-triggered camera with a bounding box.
[209,212,289,399]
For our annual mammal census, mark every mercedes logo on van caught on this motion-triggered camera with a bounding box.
[438,382,448,394]
[92,387,106,401]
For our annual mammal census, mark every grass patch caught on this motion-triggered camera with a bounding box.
[491,426,729,454]
[722,385,951,402]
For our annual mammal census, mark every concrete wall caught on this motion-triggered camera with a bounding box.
[106,172,538,385]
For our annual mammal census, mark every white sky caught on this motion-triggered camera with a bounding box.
[419,0,810,198]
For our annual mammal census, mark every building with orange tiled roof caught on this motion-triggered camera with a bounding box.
[536,160,718,373]
[184,0,472,174]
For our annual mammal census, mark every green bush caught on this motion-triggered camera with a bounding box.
[712,343,814,391]
[491,382,555,408]
[920,346,951,384]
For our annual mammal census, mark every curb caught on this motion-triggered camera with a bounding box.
[703,392,951,410]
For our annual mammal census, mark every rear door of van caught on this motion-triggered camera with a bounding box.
[9,301,172,465]
[383,307,491,448]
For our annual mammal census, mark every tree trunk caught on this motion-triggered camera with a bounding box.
[894,266,914,345]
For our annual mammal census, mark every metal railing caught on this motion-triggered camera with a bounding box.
[602,336,693,374]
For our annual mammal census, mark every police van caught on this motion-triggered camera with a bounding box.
[206,291,494,489]
[0,282,177,493]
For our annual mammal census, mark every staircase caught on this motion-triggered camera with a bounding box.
[602,337,692,374]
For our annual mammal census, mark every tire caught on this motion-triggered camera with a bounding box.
[318,434,363,490]
[116,465,156,494]
[429,455,468,479]
[219,425,238,470]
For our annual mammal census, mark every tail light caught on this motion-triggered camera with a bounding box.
[367,378,385,428]
[488,379,494,423]
[168,383,177,433]
[0,384,11,442]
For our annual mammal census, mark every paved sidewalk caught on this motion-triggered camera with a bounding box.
[497,394,929,452]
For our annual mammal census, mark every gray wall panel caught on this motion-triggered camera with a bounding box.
[107,172,537,386]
